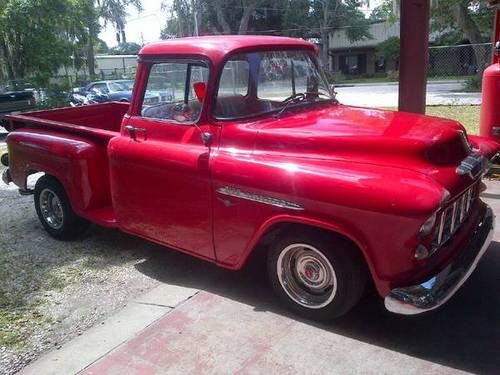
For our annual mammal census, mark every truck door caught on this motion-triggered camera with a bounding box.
[108,60,215,260]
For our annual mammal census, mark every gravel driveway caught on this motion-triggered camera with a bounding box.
[0,157,160,374]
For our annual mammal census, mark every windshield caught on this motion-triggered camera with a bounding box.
[117,80,134,90]
[108,81,129,92]
[215,50,334,119]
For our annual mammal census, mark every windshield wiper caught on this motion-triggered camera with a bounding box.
[274,93,306,118]
[274,91,334,118]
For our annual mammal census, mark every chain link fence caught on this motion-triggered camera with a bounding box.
[53,67,137,88]
[427,42,493,81]
[330,42,494,85]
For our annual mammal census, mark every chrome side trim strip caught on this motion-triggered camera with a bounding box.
[216,186,304,211]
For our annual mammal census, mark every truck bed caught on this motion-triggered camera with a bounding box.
[5,101,129,138]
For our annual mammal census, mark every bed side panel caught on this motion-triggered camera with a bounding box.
[7,128,111,212]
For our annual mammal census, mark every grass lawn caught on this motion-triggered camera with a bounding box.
[425,105,480,135]
[382,105,480,135]
[336,75,475,85]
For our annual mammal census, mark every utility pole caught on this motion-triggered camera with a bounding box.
[192,0,199,36]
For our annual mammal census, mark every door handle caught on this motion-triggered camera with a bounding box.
[125,125,147,141]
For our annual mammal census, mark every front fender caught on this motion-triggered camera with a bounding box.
[468,135,500,160]
[211,153,446,296]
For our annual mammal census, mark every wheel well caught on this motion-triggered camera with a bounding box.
[248,222,369,276]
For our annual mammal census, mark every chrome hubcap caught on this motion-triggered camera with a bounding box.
[277,243,337,309]
[39,188,64,229]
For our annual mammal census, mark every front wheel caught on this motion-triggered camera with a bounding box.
[34,175,90,240]
[267,231,366,321]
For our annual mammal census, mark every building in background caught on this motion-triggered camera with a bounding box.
[328,20,400,76]
[56,55,138,84]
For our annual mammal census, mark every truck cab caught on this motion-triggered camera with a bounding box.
[1,36,496,320]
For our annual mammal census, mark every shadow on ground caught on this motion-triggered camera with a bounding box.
[127,236,500,375]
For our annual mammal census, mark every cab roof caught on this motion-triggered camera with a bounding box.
[139,35,316,63]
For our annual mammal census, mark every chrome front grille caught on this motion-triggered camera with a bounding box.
[431,183,478,251]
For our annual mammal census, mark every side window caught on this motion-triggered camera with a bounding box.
[214,58,249,118]
[218,59,249,97]
[93,83,109,94]
[141,62,209,123]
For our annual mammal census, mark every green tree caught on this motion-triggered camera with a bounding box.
[98,0,143,44]
[369,0,396,22]
[311,0,371,67]
[161,0,371,69]
[370,0,494,79]
[109,41,141,54]
[375,36,400,69]
[0,0,94,85]
[162,0,283,37]
[280,0,312,38]
[85,0,143,79]
[432,0,494,80]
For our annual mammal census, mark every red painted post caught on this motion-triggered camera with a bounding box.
[398,0,430,114]
[495,9,500,63]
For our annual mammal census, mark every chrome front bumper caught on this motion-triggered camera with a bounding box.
[385,203,495,315]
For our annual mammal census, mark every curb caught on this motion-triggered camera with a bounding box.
[18,284,199,375]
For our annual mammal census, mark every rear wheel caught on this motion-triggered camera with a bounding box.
[34,175,90,240]
[267,230,366,321]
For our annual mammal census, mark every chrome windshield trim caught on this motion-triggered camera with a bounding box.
[216,186,304,211]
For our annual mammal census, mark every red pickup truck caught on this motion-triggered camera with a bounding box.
[1,36,497,320]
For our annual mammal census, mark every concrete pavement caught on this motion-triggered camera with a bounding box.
[336,81,481,107]
[18,181,500,375]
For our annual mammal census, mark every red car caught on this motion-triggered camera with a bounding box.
[1,36,497,320]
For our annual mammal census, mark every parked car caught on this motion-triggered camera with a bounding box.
[0,80,37,131]
[2,36,498,320]
[69,79,172,107]
[69,80,134,106]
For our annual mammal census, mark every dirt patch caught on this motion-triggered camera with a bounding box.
[0,164,160,375]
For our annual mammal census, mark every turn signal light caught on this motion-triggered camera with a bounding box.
[415,245,430,260]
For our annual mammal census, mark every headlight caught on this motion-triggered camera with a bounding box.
[418,213,437,237]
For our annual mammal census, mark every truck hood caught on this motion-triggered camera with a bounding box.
[255,104,473,190]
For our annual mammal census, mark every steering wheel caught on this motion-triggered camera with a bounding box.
[280,92,306,104]
[173,103,193,122]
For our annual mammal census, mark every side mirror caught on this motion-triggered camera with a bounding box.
[193,82,206,102]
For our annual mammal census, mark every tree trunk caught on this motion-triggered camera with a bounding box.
[215,2,231,34]
[452,2,486,80]
[0,35,16,80]
[87,21,97,80]
[118,18,126,43]
[320,0,330,69]
[238,3,256,34]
